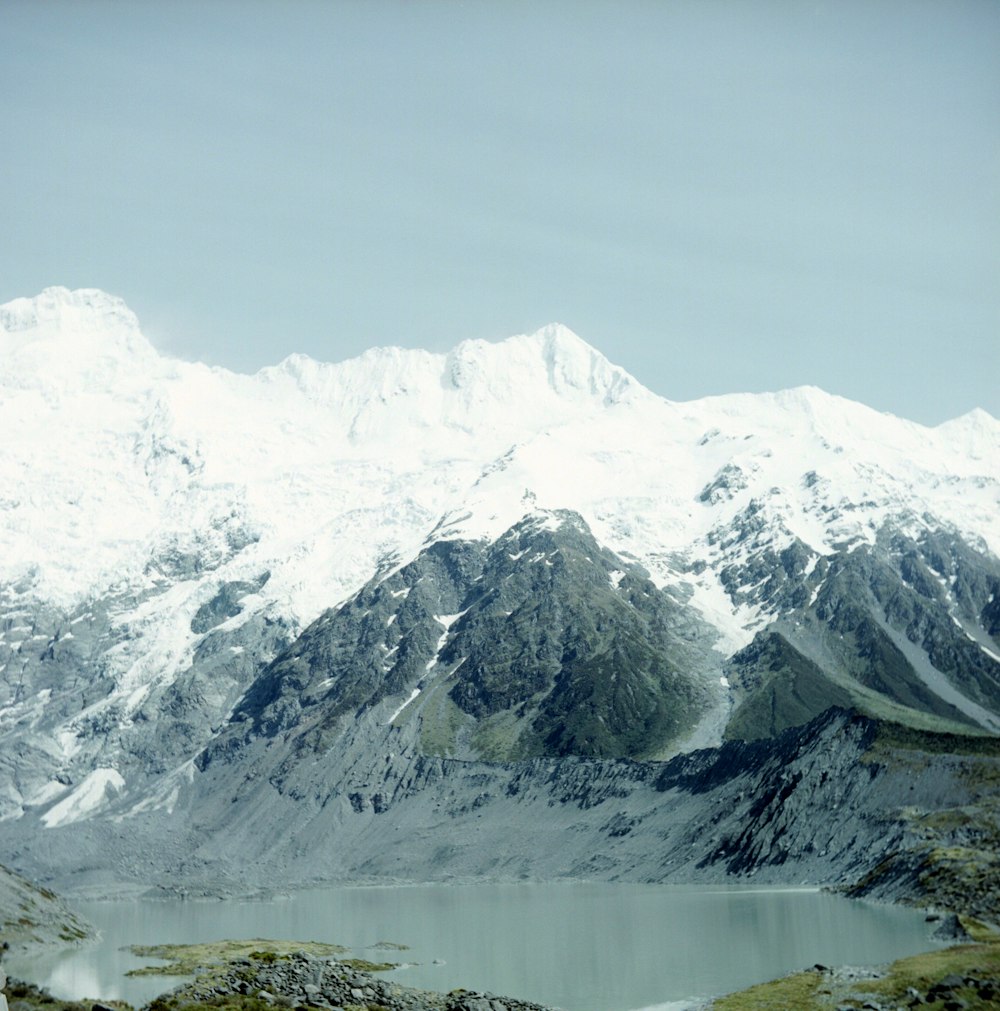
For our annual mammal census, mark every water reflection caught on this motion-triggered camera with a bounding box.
[9,883,939,1011]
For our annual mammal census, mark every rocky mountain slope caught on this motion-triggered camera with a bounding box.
[0,862,91,952]
[0,287,998,898]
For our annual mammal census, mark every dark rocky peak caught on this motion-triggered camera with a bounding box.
[435,513,718,759]
[723,632,854,741]
[723,523,1000,742]
[209,510,720,764]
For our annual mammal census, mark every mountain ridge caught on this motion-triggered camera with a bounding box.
[0,286,998,901]
[6,287,996,426]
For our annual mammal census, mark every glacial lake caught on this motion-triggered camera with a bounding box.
[11,882,942,1011]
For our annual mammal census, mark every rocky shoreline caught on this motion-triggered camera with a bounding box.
[708,936,1000,1010]
[145,948,554,1011]
[4,950,556,1011]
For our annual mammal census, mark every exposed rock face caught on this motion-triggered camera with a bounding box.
[725,527,1000,740]
[220,512,722,765]
[0,583,291,824]
[724,632,855,740]
[0,862,91,952]
[4,706,997,929]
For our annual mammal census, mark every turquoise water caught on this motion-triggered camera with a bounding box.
[11,882,941,1011]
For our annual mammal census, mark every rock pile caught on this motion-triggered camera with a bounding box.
[904,970,998,1008]
[821,968,1000,1011]
[151,950,553,1011]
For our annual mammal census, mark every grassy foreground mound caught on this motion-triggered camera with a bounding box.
[710,925,1000,1010]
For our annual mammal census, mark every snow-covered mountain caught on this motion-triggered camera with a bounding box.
[1,287,998,890]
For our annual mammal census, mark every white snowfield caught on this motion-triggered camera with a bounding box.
[38,767,125,828]
[1,287,999,824]
[2,287,997,618]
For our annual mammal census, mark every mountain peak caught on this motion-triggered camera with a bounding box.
[255,323,642,452]
[934,406,1000,458]
[939,406,998,430]
[0,287,156,382]
[536,323,631,400]
[1,286,139,337]
[533,321,592,356]
[442,323,638,408]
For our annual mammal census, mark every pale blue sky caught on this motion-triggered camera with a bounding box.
[2,0,997,424]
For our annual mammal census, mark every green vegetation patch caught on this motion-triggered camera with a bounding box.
[871,720,1000,757]
[710,941,1000,1010]
[126,939,348,977]
[710,967,822,1009]
[469,705,536,762]
[417,681,470,756]
[340,958,396,973]
[724,634,854,742]
[962,916,1000,943]
[862,941,1000,1008]
[917,846,1000,924]
[147,995,277,1011]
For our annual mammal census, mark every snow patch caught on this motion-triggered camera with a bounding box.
[26,780,70,807]
[423,611,467,671]
[386,687,421,725]
[124,758,196,817]
[41,768,125,827]
[434,611,466,630]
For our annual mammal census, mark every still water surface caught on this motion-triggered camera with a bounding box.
[12,883,940,1011]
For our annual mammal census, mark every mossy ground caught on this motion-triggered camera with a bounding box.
[710,968,822,1010]
[125,939,349,976]
[415,682,470,756]
[147,995,282,1011]
[339,958,397,973]
[916,845,1000,922]
[871,722,1000,757]
[711,936,1000,1010]
[853,940,1000,1009]
[469,704,539,762]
